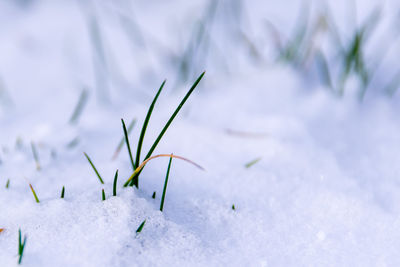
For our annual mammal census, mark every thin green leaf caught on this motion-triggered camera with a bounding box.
[136,220,146,233]
[84,152,104,184]
[102,189,106,201]
[61,186,65,199]
[131,80,166,187]
[113,170,118,196]
[244,157,262,169]
[122,118,135,171]
[160,155,173,212]
[29,183,40,203]
[112,118,136,160]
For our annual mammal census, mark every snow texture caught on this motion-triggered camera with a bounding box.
[1,0,400,266]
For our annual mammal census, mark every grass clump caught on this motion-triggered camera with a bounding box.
[84,152,104,184]
[18,229,27,264]
[124,72,205,188]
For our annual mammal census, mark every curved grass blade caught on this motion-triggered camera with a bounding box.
[121,119,135,171]
[131,80,166,187]
[129,72,205,187]
[84,152,104,184]
[160,154,173,212]
[123,153,204,186]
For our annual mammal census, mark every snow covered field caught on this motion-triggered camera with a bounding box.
[2,0,400,266]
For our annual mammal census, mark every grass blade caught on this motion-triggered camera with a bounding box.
[31,142,41,171]
[66,136,80,149]
[160,155,173,212]
[61,186,65,198]
[129,72,205,187]
[102,189,106,201]
[69,89,89,125]
[112,118,136,160]
[84,152,104,184]
[18,229,27,264]
[136,220,146,233]
[131,80,166,187]
[244,157,262,168]
[145,72,204,160]
[29,183,40,203]
[152,191,156,199]
[5,179,9,189]
[124,153,204,186]
[121,119,135,171]
[113,169,118,196]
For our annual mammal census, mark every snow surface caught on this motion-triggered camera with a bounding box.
[2,0,400,266]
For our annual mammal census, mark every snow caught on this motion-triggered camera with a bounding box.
[1,0,400,266]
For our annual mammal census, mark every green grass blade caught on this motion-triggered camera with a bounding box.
[121,119,135,171]
[84,152,104,184]
[112,118,136,160]
[102,189,106,201]
[113,170,118,196]
[5,179,9,189]
[61,186,65,198]
[152,191,156,199]
[244,157,262,168]
[136,220,146,233]
[160,155,173,212]
[29,183,40,203]
[131,80,166,187]
[18,229,22,254]
[145,72,204,161]
[18,228,27,264]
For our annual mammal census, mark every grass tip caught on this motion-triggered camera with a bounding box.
[136,220,146,234]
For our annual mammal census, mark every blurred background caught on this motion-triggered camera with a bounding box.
[1,0,400,112]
